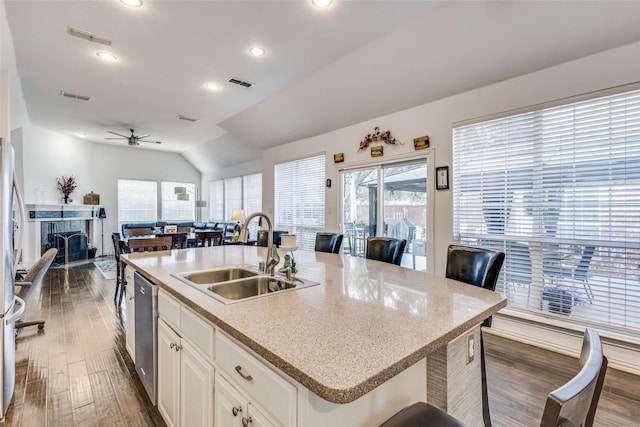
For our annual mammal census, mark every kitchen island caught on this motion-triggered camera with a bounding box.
[121,245,506,427]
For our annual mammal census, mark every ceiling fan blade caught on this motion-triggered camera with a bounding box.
[140,139,162,144]
[136,134,150,139]
[107,130,128,138]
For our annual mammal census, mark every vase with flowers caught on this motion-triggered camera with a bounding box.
[57,175,77,204]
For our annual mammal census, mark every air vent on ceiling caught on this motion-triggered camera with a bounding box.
[177,115,199,123]
[67,26,112,46]
[60,91,91,101]
[227,78,254,88]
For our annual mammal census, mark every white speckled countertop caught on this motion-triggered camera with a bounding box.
[121,245,506,404]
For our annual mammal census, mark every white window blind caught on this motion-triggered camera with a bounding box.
[453,88,640,334]
[161,181,195,221]
[117,179,157,225]
[224,177,242,221]
[275,154,326,250]
[209,179,224,221]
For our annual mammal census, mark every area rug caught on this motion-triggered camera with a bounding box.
[94,259,117,280]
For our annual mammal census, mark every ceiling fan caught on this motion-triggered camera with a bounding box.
[105,129,162,146]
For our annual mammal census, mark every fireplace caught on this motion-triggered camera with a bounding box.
[24,204,102,268]
[41,220,89,264]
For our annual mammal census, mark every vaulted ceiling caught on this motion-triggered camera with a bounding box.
[6,0,640,172]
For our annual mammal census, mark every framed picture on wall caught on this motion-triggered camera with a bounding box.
[436,166,449,190]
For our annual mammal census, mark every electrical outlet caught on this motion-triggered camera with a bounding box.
[467,334,475,364]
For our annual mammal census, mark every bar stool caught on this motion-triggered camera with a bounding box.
[379,328,607,427]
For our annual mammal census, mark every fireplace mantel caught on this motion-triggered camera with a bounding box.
[26,204,101,221]
[22,204,103,266]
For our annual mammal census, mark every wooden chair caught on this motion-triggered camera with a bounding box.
[366,237,407,265]
[314,233,343,254]
[176,226,192,233]
[445,244,505,426]
[156,232,188,249]
[379,328,608,427]
[196,231,223,247]
[15,248,58,332]
[122,227,152,237]
[127,236,172,253]
[112,232,127,303]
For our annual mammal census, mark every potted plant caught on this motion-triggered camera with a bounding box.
[542,285,586,315]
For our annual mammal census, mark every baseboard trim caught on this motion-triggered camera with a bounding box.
[485,311,640,376]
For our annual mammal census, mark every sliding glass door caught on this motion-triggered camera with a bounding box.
[341,158,432,271]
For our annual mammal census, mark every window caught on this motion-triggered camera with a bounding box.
[209,179,224,221]
[275,154,325,250]
[224,177,242,221]
[453,87,640,334]
[161,181,195,221]
[208,174,262,224]
[117,179,157,225]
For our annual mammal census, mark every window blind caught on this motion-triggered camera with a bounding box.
[224,177,242,221]
[453,88,640,333]
[209,180,224,221]
[117,179,157,225]
[275,154,326,250]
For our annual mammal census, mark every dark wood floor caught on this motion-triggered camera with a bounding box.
[2,262,639,426]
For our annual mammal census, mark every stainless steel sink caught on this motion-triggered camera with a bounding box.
[172,266,319,304]
[208,276,296,300]
[180,266,258,284]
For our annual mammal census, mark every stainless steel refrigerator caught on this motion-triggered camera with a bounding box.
[0,138,26,419]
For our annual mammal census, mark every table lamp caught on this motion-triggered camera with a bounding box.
[231,209,246,242]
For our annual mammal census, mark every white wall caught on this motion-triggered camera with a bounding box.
[262,41,640,275]
[18,124,201,256]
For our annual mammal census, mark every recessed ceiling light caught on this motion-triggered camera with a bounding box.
[311,0,333,8]
[249,47,265,56]
[96,51,117,62]
[120,0,143,7]
[205,83,221,91]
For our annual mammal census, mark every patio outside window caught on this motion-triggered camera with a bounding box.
[453,87,640,334]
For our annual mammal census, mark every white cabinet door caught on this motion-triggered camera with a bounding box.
[124,266,136,361]
[181,343,215,427]
[247,403,278,427]
[215,374,245,427]
[158,320,181,427]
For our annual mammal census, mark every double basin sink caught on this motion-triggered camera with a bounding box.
[172,265,319,304]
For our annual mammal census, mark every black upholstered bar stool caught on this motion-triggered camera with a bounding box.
[314,232,343,254]
[365,237,407,265]
[445,245,505,427]
[379,328,608,427]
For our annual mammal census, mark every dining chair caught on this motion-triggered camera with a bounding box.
[14,248,58,333]
[314,233,343,254]
[366,237,406,265]
[196,230,223,247]
[127,236,173,253]
[445,244,505,426]
[379,328,608,427]
[112,232,127,303]
[122,227,152,237]
[156,232,188,249]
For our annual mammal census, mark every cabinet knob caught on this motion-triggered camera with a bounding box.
[170,343,175,349]
[235,365,253,381]
[175,344,183,352]
[232,406,242,417]
[242,416,253,426]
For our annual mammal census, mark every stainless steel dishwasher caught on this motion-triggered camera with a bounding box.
[134,272,157,405]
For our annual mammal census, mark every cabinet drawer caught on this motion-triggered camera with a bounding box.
[216,332,296,427]
[158,289,181,330]
[180,306,215,359]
